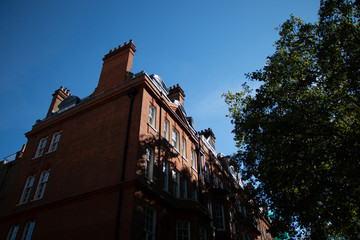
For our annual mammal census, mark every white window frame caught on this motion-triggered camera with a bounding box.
[148,105,156,128]
[172,170,180,198]
[215,204,225,230]
[164,119,170,141]
[172,128,179,151]
[205,164,210,183]
[182,137,187,158]
[144,204,156,240]
[145,148,154,181]
[48,132,61,152]
[162,161,169,191]
[6,225,19,240]
[191,149,196,169]
[176,221,190,240]
[33,170,50,200]
[19,176,36,204]
[34,138,47,158]
[21,221,35,240]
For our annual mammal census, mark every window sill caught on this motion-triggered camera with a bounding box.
[16,202,27,206]
[148,123,157,132]
[46,149,57,154]
[30,197,43,202]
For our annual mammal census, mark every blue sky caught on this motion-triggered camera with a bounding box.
[0,0,319,159]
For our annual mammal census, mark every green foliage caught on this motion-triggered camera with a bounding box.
[224,1,360,239]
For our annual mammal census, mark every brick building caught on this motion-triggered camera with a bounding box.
[0,40,273,240]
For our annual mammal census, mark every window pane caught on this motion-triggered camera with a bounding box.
[172,128,179,150]
[215,205,225,230]
[182,138,186,157]
[6,225,19,240]
[144,205,156,240]
[148,106,156,127]
[176,221,190,240]
[164,120,169,140]
[145,148,154,180]
[49,132,61,151]
[22,221,35,240]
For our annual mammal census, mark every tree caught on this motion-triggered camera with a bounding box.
[223,0,360,239]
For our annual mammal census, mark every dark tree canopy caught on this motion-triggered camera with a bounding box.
[224,0,360,239]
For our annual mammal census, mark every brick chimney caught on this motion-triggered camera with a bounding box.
[46,86,70,118]
[92,40,136,96]
[168,84,185,106]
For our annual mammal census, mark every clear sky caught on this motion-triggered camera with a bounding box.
[0,0,319,160]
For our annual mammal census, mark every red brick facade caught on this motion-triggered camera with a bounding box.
[0,41,273,240]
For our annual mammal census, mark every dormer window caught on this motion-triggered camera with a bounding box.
[209,138,215,150]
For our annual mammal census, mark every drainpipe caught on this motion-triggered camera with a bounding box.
[158,93,162,180]
[196,132,204,204]
[114,87,138,240]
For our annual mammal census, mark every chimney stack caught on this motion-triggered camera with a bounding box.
[93,40,136,96]
[46,86,70,118]
[168,84,185,106]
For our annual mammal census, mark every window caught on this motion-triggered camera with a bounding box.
[172,128,179,151]
[34,138,47,157]
[145,148,154,180]
[171,170,180,198]
[162,161,169,191]
[19,176,35,204]
[21,221,35,240]
[229,210,236,234]
[164,119,170,141]
[209,138,215,150]
[204,164,210,183]
[199,226,207,240]
[148,105,156,128]
[182,178,188,199]
[48,132,61,152]
[176,221,190,240]
[215,205,225,230]
[215,176,219,188]
[6,225,19,240]
[192,188,198,201]
[34,171,50,200]
[143,204,156,240]
[191,149,196,169]
[208,201,213,227]
[182,137,187,158]
[238,200,242,214]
